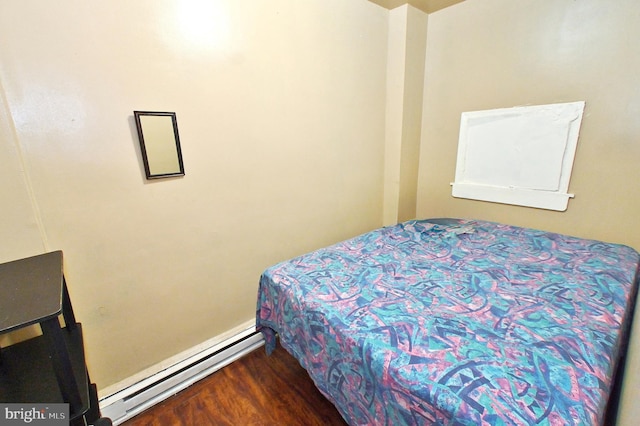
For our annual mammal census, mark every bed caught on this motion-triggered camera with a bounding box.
[256,219,640,425]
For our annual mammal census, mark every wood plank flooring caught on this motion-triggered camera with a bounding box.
[120,343,348,426]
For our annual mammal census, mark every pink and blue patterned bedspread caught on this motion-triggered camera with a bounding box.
[256,219,640,425]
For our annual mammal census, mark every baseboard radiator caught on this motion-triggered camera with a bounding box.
[99,326,265,425]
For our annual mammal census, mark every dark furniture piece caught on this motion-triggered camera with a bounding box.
[0,251,111,426]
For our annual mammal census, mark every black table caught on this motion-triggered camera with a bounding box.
[0,251,111,426]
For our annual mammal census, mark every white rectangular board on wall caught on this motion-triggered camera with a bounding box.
[451,101,585,211]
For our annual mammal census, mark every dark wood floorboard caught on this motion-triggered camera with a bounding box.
[120,343,348,426]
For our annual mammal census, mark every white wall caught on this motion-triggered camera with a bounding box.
[0,0,388,391]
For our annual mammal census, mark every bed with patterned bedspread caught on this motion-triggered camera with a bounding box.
[256,219,640,425]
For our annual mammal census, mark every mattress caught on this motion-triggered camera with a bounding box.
[256,219,640,425]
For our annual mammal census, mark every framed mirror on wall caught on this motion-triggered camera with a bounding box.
[134,111,185,179]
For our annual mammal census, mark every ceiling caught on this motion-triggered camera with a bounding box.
[368,0,465,14]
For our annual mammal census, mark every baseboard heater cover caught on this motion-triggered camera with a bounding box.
[99,327,264,425]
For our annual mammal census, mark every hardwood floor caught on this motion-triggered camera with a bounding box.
[120,343,348,426]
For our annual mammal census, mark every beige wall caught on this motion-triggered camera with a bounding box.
[0,0,388,391]
[383,5,428,225]
[397,6,427,223]
[417,0,640,423]
[0,83,45,260]
[418,0,640,248]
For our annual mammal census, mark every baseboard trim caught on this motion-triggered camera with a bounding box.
[99,322,264,425]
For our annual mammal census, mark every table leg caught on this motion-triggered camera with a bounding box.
[40,318,83,416]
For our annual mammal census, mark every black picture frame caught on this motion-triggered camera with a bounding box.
[134,111,185,179]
